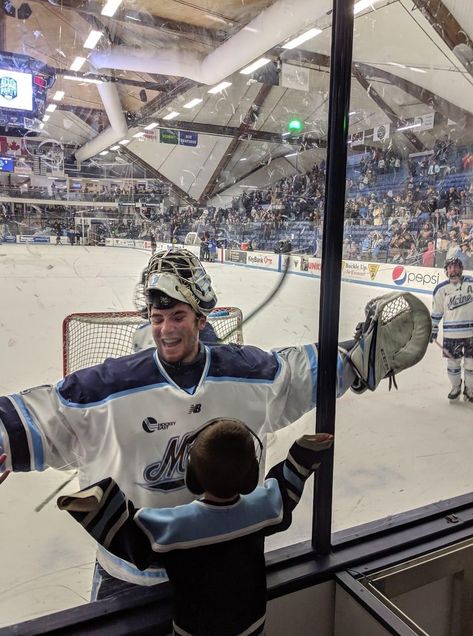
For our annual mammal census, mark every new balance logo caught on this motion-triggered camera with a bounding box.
[188,403,202,414]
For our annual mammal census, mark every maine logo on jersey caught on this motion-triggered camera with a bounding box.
[0,77,18,101]
[140,432,195,492]
[392,265,407,286]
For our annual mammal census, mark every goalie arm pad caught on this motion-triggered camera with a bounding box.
[348,292,432,391]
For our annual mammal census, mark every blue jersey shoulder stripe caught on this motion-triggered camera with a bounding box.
[433,280,450,294]
[57,348,165,406]
[0,396,31,471]
[207,345,280,382]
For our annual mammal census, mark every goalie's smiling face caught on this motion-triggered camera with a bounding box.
[150,302,206,364]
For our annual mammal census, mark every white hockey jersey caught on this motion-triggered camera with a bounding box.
[0,343,355,585]
[431,275,473,339]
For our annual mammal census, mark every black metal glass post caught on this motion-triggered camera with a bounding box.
[312,0,355,553]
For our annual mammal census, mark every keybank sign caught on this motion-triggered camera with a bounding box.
[391,265,440,288]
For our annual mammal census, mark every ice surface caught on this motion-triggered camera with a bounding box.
[1,244,472,627]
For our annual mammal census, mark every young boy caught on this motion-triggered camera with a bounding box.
[58,418,333,636]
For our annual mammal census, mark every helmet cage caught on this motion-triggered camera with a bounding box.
[145,248,217,315]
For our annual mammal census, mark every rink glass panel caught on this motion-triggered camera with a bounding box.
[3,0,473,630]
[335,1,473,535]
[0,0,332,628]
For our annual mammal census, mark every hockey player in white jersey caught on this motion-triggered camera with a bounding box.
[431,257,473,402]
[0,248,431,599]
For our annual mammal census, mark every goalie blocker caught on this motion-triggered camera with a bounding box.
[347,292,431,393]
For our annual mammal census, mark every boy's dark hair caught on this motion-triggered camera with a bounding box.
[190,419,259,499]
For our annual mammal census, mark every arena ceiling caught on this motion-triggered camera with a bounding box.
[1,0,473,204]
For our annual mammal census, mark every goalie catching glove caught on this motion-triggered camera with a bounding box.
[348,292,431,393]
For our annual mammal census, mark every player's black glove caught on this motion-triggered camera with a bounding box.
[429,331,438,343]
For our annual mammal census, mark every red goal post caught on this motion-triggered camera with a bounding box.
[62,307,244,376]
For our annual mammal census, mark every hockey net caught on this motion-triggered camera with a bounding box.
[62,307,244,376]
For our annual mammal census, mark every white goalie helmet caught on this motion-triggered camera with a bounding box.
[133,268,148,315]
[145,248,217,316]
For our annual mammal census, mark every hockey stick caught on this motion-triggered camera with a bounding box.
[35,470,78,512]
[222,254,292,342]
[434,338,454,359]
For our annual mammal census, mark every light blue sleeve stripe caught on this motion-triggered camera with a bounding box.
[304,344,318,407]
[283,463,304,493]
[11,394,44,471]
[55,381,170,408]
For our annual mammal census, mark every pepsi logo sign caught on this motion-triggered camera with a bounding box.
[392,265,407,285]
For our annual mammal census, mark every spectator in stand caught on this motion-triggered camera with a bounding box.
[422,240,436,267]
[417,223,433,252]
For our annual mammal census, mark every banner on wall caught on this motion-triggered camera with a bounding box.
[339,260,443,291]
[373,123,390,142]
[414,112,435,131]
[281,63,310,92]
[246,251,278,269]
[350,130,365,147]
[281,254,303,273]
[18,235,50,243]
[225,249,247,264]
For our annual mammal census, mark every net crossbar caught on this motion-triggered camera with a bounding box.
[63,307,243,376]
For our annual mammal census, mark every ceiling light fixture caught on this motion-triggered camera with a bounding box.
[70,57,86,72]
[99,151,109,155]
[354,0,382,15]
[208,81,232,94]
[282,28,322,50]
[240,58,271,75]
[397,122,421,132]
[408,66,427,73]
[101,0,123,17]
[42,115,50,121]
[133,132,145,138]
[110,145,120,150]
[52,90,64,101]
[183,98,203,109]
[162,111,179,120]
[63,75,103,85]
[46,104,57,112]
[144,122,159,130]
[285,152,298,158]
[83,30,103,50]
[119,139,130,144]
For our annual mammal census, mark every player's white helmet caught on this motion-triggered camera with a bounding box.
[133,268,147,315]
[145,248,217,315]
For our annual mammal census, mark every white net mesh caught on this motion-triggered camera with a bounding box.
[63,307,244,375]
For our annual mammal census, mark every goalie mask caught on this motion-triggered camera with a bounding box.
[145,248,217,316]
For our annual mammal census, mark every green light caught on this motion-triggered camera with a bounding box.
[287,117,303,135]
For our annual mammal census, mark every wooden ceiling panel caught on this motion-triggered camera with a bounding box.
[132,0,272,29]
